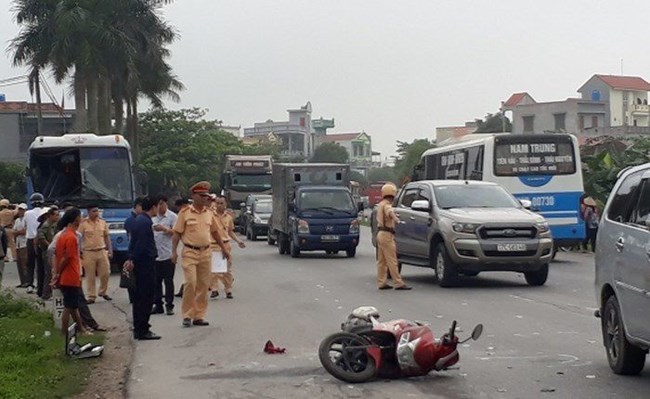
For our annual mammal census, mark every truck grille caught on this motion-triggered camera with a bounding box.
[478,226,537,239]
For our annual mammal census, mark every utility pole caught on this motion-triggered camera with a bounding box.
[34,70,43,136]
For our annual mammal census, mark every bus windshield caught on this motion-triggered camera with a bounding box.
[494,136,576,176]
[30,147,134,206]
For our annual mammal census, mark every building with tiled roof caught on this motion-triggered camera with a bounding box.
[0,99,75,162]
[505,74,650,139]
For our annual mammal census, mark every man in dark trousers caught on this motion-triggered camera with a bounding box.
[124,197,143,304]
[124,196,160,340]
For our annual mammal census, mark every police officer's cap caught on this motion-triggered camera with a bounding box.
[190,181,211,194]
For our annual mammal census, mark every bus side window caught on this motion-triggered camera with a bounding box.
[466,145,484,181]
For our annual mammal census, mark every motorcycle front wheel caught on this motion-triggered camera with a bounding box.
[318,332,377,383]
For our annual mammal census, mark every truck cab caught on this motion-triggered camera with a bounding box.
[269,164,361,258]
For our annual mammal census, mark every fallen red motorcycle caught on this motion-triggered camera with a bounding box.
[319,306,483,383]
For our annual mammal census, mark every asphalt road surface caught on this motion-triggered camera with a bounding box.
[4,228,649,398]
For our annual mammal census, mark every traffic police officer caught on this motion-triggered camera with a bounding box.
[376,183,412,290]
[210,195,245,299]
[172,182,230,327]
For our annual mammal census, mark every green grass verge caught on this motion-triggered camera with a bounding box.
[0,293,105,399]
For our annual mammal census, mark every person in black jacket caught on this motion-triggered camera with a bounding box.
[0,226,8,288]
[124,196,160,340]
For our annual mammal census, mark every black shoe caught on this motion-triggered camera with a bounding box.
[226,293,233,299]
[192,319,209,326]
[101,295,113,301]
[135,331,161,340]
[151,306,164,315]
[378,285,393,290]
[182,318,191,327]
[210,291,219,299]
[166,307,174,316]
[175,285,184,298]
[395,285,413,291]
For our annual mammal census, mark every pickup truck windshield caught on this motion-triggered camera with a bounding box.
[434,185,520,209]
[298,190,355,213]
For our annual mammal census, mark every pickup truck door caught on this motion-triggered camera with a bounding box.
[394,187,419,256]
[623,177,650,341]
[410,185,434,259]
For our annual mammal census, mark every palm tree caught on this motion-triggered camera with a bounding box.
[10,0,181,141]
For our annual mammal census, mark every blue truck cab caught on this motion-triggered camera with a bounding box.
[269,164,361,258]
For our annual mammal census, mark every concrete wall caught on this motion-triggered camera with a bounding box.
[0,114,21,162]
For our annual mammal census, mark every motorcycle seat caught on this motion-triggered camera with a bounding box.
[351,306,380,321]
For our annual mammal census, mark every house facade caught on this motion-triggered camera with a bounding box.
[317,132,374,175]
[505,74,650,141]
[243,102,334,160]
[0,101,75,162]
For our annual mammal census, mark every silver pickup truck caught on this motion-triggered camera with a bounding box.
[371,180,553,287]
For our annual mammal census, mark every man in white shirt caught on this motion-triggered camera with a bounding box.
[13,203,28,288]
[24,193,44,294]
[151,195,178,316]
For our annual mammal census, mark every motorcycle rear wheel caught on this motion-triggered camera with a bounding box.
[318,332,377,383]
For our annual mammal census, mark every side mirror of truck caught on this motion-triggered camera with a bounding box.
[410,200,431,212]
[519,199,532,210]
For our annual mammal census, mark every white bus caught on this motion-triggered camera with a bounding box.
[415,133,585,247]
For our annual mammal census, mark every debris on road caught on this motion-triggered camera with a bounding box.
[264,340,286,354]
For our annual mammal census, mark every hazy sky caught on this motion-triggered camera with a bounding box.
[1,0,650,157]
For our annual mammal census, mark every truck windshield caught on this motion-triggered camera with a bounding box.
[434,185,520,209]
[30,147,134,206]
[298,190,356,213]
[254,201,273,213]
[229,174,272,191]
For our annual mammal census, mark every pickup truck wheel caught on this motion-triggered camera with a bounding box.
[435,243,458,287]
[602,295,646,375]
[290,237,300,258]
[524,264,549,286]
[346,248,356,258]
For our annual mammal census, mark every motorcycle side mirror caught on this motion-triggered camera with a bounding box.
[459,323,484,344]
[471,324,483,341]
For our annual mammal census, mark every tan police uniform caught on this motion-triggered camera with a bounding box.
[174,186,222,321]
[376,198,406,288]
[78,217,111,300]
[212,211,234,294]
[0,203,17,261]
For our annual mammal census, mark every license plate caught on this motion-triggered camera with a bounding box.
[497,243,527,252]
[321,235,340,242]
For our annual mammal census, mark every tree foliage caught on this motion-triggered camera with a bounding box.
[138,108,277,195]
[393,139,436,183]
[367,167,398,184]
[581,136,650,204]
[310,143,349,164]
[10,0,181,147]
[0,163,26,203]
[349,171,368,188]
[475,113,512,133]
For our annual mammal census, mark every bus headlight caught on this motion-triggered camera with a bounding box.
[536,221,550,233]
[452,222,479,234]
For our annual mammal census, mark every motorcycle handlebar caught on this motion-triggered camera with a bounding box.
[448,320,457,341]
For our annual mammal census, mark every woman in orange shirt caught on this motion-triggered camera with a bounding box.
[52,208,92,336]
